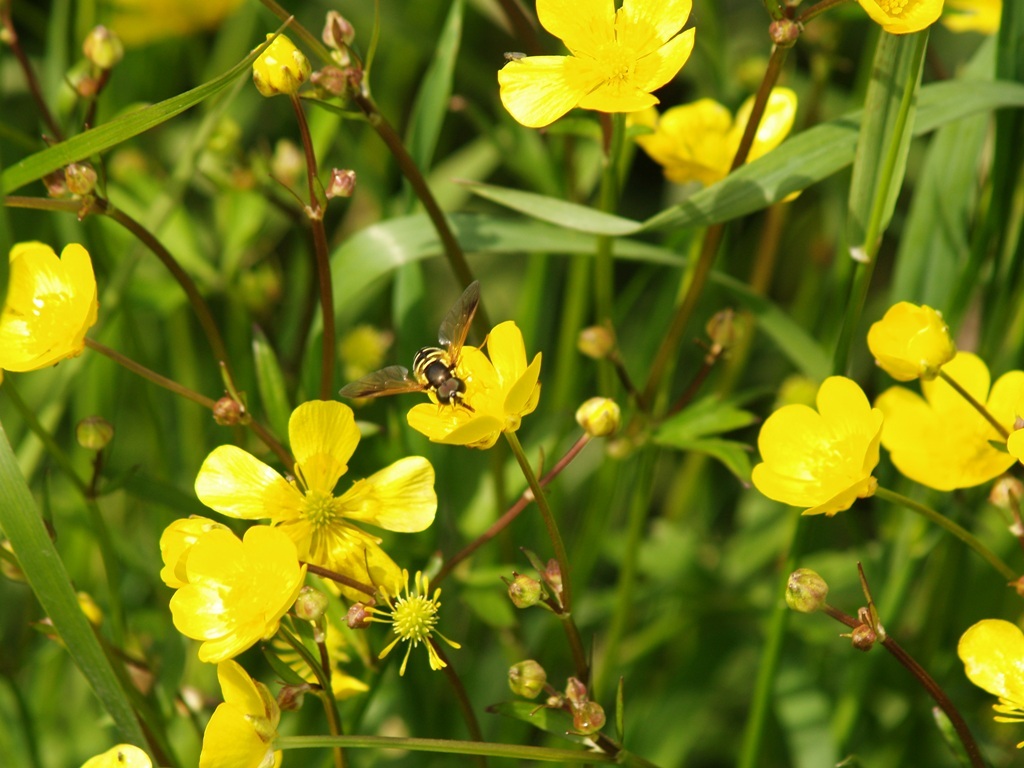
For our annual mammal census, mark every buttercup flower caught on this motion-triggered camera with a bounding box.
[633,88,797,186]
[368,570,461,676]
[0,242,98,380]
[159,516,231,589]
[110,0,244,46]
[195,400,436,601]
[169,525,306,663]
[875,352,1021,490]
[857,0,944,34]
[959,619,1024,746]
[200,660,282,768]
[497,0,695,128]
[81,745,152,768]
[252,34,311,97]
[752,377,883,516]
[407,321,541,449]
[867,301,956,381]
[942,0,1000,33]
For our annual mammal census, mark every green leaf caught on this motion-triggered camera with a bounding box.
[252,326,292,441]
[847,30,928,253]
[488,701,586,743]
[466,182,642,235]
[0,36,272,194]
[0,420,150,748]
[651,435,752,483]
[655,395,758,443]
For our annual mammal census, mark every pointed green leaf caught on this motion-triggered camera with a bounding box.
[655,396,758,443]
[252,326,292,440]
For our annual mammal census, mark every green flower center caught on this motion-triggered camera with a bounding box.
[390,593,439,645]
[302,489,340,528]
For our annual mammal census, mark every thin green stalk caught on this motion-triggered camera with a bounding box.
[797,0,855,24]
[278,625,346,768]
[938,369,1010,439]
[595,114,625,394]
[431,642,486,768]
[275,735,618,762]
[874,486,1017,582]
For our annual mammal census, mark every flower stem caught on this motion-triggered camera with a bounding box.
[430,641,486,767]
[819,603,985,768]
[797,0,855,25]
[0,3,63,141]
[875,486,1017,582]
[274,735,618,762]
[435,434,591,585]
[938,369,1010,439]
[595,113,625,394]
[303,562,378,599]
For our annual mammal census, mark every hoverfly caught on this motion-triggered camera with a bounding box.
[339,281,480,410]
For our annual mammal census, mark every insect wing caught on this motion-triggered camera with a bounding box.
[339,366,422,399]
[437,280,480,361]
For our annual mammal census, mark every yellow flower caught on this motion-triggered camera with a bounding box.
[169,525,306,663]
[0,242,98,379]
[200,660,282,768]
[633,88,797,186]
[407,321,541,449]
[497,0,696,128]
[159,516,231,589]
[857,0,944,34]
[369,570,461,676]
[866,301,956,381]
[959,619,1024,747]
[942,0,1000,33]
[194,400,436,601]
[81,744,151,768]
[752,377,883,516]
[252,34,311,98]
[109,0,244,46]
[875,352,1021,490]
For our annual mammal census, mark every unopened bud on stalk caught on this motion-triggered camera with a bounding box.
[252,34,311,97]
[577,325,615,359]
[311,65,349,96]
[278,683,310,711]
[76,416,114,451]
[326,168,357,199]
[543,559,563,597]
[83,25,123,70]
[323,11,355,48]
[576,397,621,437]
[294,586,329,622]
[706,308,736,352]
[785,568,829,613]
[508,660,547,698]
[213,397,244,426]
[849,624,876,652]
[769,18,801,47]
[65,162,97,197]
[565,676,589,707]
[991,476,1024,511]
[506,572,543,608]
[572,700,606,735]
[346,602,372,629]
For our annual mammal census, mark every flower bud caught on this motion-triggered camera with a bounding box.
[326,168,357,199]
[507,572,543,608]
[542,559,563,598]
[83,25,124,70]
[508,660,547,699]
[990,476,1024,510]
[867,302,956,382]
[577,325,615,359]
[252,34,311,98]
[565,676,589,707]
[785,568,829,613]
[849,624,876,652]
[323,11,356,49]
[213,397,244,426]
[311,65,350,96]
[43,171,68,198]
[575,397,621,437]
[65,162,98,197]
[346,602,372,629]
[768,18,801,47]
[294,586,329,622]
[706,308,736,352]
[572,700,606,735]
[76,415,114,451]
[278,682,311,711]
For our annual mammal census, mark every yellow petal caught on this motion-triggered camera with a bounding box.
[867,302,956,381]
[616,0,692,55]
[498,55,598,128]
[537,0,615,54]
[920,352,989,414]
[218,659,266,715]
[577,77,659,113]
[505,352,543,418]
[739,87,798,163]
[289,400,359,494]
[632,27,695,94]
[313,524,402,602]
[195,445,297,520]
[199,702,274,768]
[959,620,1024,705]
[1009,429,1024,463]
[488,321,528,387]
[338,456,437,532]
[857,0,944,33]
[943,0,1001,33]
[81,745,152,768]
[159,516,230,588]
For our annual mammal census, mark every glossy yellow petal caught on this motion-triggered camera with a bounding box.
[338,456,437,532]
[632,27,695,94]
[200,702,275,768]
[505,353,543,418]
[616,0,692,56]
[1009,429,1024,464]
[111,0,244,46]
[537,0,615,54]
[959,620,1024,708]
[738,87,799,162]
[218,658,269,717]
[867,302,956,381]
[252,33,311,98]
[943,0,1001,33]
[81,745,152,768]
[289,400,359,494]
[577,77,660,113]
[488,321,528,387]
[195,445,299,521]
[857,0,944,33]
[498,55,601,128]
[311,523,402,601]
[634,99,736,186]
[159,516,230,588]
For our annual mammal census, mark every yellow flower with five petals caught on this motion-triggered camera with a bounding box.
[195,400,436,600]
[752,377,883,516]
[0,242,98,382]
[498,0,695,128]
[875,352,1021,490]
[959,619,1024,747]
[200,660,282,768]
[169,525,306,663]
[857,0,944,34]
[407,321,541,449]
[633,88,797,186]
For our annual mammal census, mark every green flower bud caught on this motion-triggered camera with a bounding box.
[326,168,357,199]
[213,397,244,426]
[65,162,98,197]
[508,660,547,699]
[76,416,114,451]
[294,586,329,622]
[83,25,124,70]
[507,572,543,608]
[572,701,606,735]
[849,624,876,652]
[785,568,829,613]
